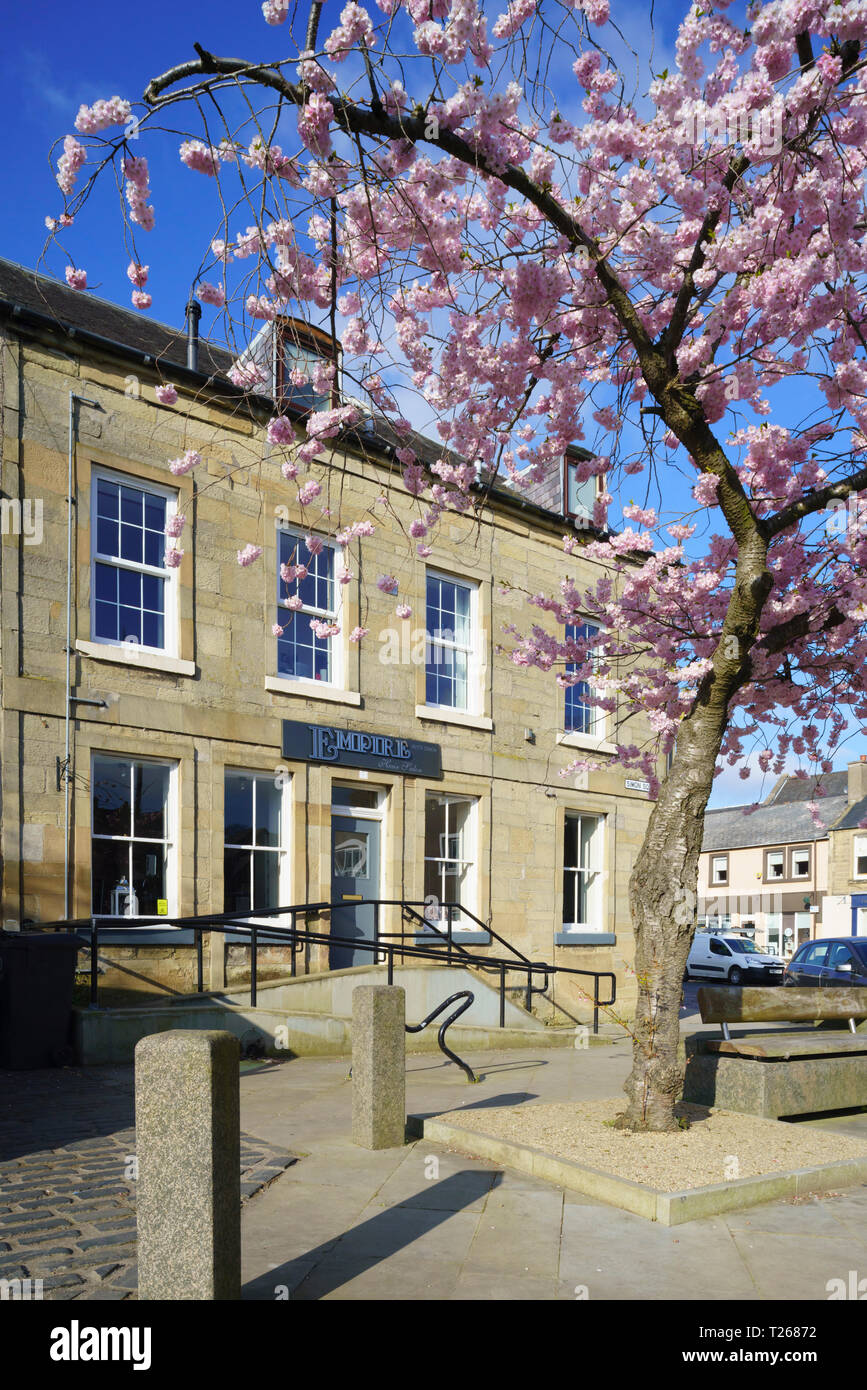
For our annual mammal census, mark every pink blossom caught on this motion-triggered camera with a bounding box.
[197,281,225,307]
[168,450,201,476]
[396,604,412,619]
[165,514,186,538]
[155,384,178,405]
[179,141,221,176]
[377,574,399,595]
[127,263,148,287]
[64,266,86,290]
[56,136,86,196]
[272,623,285,637]
[131,290,152,310]
[74,96,132,134]
[267,416,295,446]
[310,618,340,639]
[305,535,325,556]
[409,519,427,539]
[298,479,322,506]
[281,595,304,612]
[165,547,183,568]
[237,544,263,567]
[349,626,369,643]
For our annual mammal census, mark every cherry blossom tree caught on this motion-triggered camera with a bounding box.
[43,0,867,1129]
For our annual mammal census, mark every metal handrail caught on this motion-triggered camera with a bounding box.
[28,898,616,1032]
[405,990,477,1083]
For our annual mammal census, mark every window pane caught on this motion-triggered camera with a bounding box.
[224,847,252,914]
[132,842,166,915]
[134,762,169,839]
[97,479,119,519]
[96,517,119,556]
[92,838,130,915]
[255,778,281,847]
[567,463,596,518]
[564,817,578,870]
[332,785,379,810]
[92,758,132,837]
[225,775,254,846]
[120,523,143,564]
[580,816,597,871]
[253,850,280,909]
[425,798,446,860]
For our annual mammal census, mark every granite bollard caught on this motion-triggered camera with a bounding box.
[135,1029,241,1300]
[352,986,406,1149]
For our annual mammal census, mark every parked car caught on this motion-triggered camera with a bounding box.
[783,937,867,987]
[685,932,786,985]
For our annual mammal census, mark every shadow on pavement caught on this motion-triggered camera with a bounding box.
[242,1169,499,1300]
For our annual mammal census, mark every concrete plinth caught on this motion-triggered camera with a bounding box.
[135,1029,241,1300]
[352,986,406,1149]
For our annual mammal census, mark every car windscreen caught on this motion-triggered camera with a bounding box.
[724,939,758,954]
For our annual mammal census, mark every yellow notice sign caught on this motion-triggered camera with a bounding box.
[156,900,168,915]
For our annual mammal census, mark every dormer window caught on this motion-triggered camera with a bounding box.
[277,320,339,414]
[564,449,600,527]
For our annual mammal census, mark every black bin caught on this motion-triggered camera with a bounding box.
[0,932,79,1068]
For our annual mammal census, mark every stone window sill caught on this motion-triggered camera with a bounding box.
[265,676,362,707]
[76,640,195,678]
[415,704,493,732]
[555,932,616,946]
[556,731,617,755]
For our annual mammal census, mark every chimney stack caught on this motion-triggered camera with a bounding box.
[186,299,202,373]
[847,757,867,805]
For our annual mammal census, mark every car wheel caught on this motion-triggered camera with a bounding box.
[728,966,743,986]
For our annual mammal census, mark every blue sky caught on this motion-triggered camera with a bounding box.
[2,0,865,806]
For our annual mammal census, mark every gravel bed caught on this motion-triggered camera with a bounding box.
[436,1098,867,1191]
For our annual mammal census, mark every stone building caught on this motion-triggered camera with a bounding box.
[698,762,867,954]
[0,257,661,1023]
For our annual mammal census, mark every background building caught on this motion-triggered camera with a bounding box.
[698,762,867,953]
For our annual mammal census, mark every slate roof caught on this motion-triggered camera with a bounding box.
[764,770,848,804]
[828,795,867,831]
[702,797,848,851]
[0,257,232,378]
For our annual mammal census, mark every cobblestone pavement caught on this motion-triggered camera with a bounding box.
[0,1063,295,1300]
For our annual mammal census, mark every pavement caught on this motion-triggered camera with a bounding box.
[4,985,867,1301]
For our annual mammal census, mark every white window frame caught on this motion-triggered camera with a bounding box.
[562,812,605,933]
[791,847,810,879]
[855,835,867,879]
[766,850,784,880]
[424,568,481,715]
[275,526,344,690]
[90,752,178,924]
[223,769,292,928]
[90,468,179,657]
[711,855,728,886]
[423,793,478,928]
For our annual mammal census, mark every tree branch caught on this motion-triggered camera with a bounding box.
[765,464,867,538]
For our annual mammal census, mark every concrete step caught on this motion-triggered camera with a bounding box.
[73,998,593,1066]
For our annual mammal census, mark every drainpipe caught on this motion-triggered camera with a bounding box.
[64,391,99,919]
[186,299,202,373]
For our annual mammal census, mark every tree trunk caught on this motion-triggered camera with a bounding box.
[616,532,773,1131]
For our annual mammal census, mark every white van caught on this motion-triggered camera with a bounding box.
[685,932,785,985]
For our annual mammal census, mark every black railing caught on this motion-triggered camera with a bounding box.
[405,990,477,1082]
[28,898,616,1033]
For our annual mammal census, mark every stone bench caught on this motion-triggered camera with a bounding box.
[682,987,867,1119]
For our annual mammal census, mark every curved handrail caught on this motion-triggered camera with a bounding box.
[405,990,478,1083]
